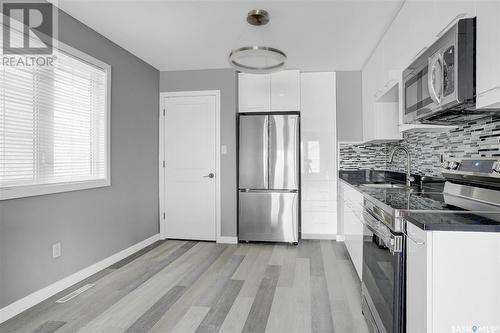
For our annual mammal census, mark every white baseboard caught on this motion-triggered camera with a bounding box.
[0,233,161,324]
[301,233,339,240]
[217,236,238,244]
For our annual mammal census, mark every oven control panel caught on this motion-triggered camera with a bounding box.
[493,161,500,173]
[441,158,500,177]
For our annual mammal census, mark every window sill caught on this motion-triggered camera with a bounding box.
[0,179,111,201]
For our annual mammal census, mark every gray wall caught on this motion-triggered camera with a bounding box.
[0,10,160,308]
[336,71,364,142]
[159,69,237,237]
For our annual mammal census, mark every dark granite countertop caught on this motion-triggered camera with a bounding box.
[403,212,500,232]
[339,169,500,232]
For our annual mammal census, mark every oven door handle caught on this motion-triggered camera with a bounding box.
[360,216,379,235]
[361,211,403,253]
[361,211,380,233]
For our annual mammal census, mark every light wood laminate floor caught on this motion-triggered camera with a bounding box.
[0,240,369,333]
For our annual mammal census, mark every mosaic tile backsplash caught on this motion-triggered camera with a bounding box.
[339,115,500,177]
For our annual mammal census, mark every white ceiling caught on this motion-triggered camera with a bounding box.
[56,0,404,72]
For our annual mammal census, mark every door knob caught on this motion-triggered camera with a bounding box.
[204,173,215,178]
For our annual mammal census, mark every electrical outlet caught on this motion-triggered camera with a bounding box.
[52,243,61,259]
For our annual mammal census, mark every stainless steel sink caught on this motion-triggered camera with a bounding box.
[361,183,407,189]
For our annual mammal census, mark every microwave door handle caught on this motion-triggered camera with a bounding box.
[428,53,443,104]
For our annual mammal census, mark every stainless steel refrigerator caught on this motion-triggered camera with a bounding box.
[238,114,299,243]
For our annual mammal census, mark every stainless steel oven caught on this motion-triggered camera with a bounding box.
[403,18,479,124]
[361,199,405,333]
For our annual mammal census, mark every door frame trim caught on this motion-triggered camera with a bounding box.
[159,90,222,242]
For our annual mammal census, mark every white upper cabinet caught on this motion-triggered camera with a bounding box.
[238,70,300,112]
[238,73,271,112]
[271,70,300,111]
[364,79,402,143]
[476,1,500,109]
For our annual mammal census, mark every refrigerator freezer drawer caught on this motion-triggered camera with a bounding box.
[239,191,298,243]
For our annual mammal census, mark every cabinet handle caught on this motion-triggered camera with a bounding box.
[436,13,467,38]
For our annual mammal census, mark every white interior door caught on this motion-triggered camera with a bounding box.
[163,94,217,241]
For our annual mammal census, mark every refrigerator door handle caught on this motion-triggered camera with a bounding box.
[263,115,269,189]
[240,189,298,193]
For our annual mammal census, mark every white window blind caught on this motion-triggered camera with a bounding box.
[0,47,110,199]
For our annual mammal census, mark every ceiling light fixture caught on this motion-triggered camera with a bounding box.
[228,9,287,74]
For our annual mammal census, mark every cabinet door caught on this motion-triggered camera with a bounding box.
[373,100,402,141]
[342,183,364,279]
[238,73,271,112]
[342,183,355,244]
[300,72,337,237]
[301,72,337,182]
[347,211,364,280]
[271,70,300,111]
[476,1,500,109]
[406,222,430,333]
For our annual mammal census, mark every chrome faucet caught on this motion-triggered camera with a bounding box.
[388,146,414,187]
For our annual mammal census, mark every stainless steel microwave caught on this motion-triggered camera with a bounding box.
[403,18,479,124]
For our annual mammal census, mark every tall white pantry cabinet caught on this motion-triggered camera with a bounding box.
[300,72,338,239]
[237,70,338,239]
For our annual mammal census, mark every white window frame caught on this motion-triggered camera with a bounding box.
[0,41,112,200]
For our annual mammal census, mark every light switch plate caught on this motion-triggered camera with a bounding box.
[52,243,61,258]
[221,145,227,155]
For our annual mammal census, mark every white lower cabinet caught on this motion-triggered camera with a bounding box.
[340,181,364,279]
[406,222,500,333]
[406,222,431,333]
